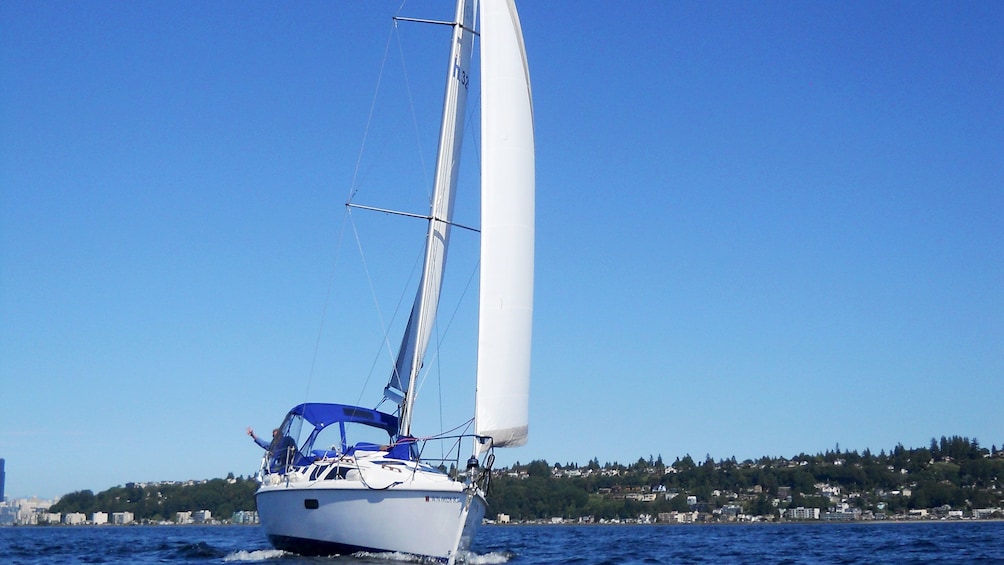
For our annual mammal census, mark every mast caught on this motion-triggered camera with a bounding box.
[389,0,478,436]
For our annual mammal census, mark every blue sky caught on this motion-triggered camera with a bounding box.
[2,0,1001,499]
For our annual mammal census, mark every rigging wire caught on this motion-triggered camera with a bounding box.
[346,14,397,205]
[412,255,480,452]
[304,12,408,405]
[319,5,485,449]
[411,60,483,441]
[301,204,352,403]
[347,207,425,409]
[392,18,433,203]
[342,13,432,409]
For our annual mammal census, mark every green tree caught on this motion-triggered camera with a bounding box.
[668,493,690,512]
[526,459,550,478]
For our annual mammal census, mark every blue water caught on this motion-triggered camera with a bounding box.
[1,522,1002,564]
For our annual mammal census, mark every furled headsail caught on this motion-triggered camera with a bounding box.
[475,0,535,450]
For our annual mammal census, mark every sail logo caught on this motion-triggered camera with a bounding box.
[453,56,469,90]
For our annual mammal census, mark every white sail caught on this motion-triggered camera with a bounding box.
[389,0,477,435]
[256,2,532,562]
[475,0,534,449]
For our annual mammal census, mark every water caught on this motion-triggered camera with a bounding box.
[1,522,1002,564]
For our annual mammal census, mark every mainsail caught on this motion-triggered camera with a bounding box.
[475,0,535,449]
[386,0,478,436]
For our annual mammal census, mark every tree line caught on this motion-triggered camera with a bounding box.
[489,436,1003,520]
[48,436,1003,522]
[49,473,257,522]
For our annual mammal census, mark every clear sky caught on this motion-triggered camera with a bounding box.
[2,1,1001,500]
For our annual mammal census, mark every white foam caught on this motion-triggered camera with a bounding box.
[461,551,514,564]
[351,551,425,562]
[219,548,513,564]
[222,548,288,562]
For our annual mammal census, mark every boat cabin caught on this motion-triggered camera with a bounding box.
[264,402,417,474]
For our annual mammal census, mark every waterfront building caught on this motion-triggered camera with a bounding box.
[786,506,820,520]
[193,509,211,523]
[0,503,16,526]
[231,510,258,525]
[658,511,698,523]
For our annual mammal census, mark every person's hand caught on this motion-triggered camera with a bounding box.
[247,427,255,438]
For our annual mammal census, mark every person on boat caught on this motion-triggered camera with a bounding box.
[248,426,279,449]
[247,427,298,472]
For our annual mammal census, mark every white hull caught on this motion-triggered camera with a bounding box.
[256,458,486,562]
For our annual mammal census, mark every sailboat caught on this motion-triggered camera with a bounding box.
[253,0,533,562]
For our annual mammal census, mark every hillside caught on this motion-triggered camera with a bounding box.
[48,436,1004,523]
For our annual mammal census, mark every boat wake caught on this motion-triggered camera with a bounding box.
[348,550,515,564]
[222,548,288,562]
[461,550,516,564]
[168,541,228,560]
[217,547,514,564]
[350,551,428,562]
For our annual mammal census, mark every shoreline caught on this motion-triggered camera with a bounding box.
[11,518,1004,529]
[487,517,1004,527]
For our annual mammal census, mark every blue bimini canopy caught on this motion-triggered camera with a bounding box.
[287,403,399,436]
